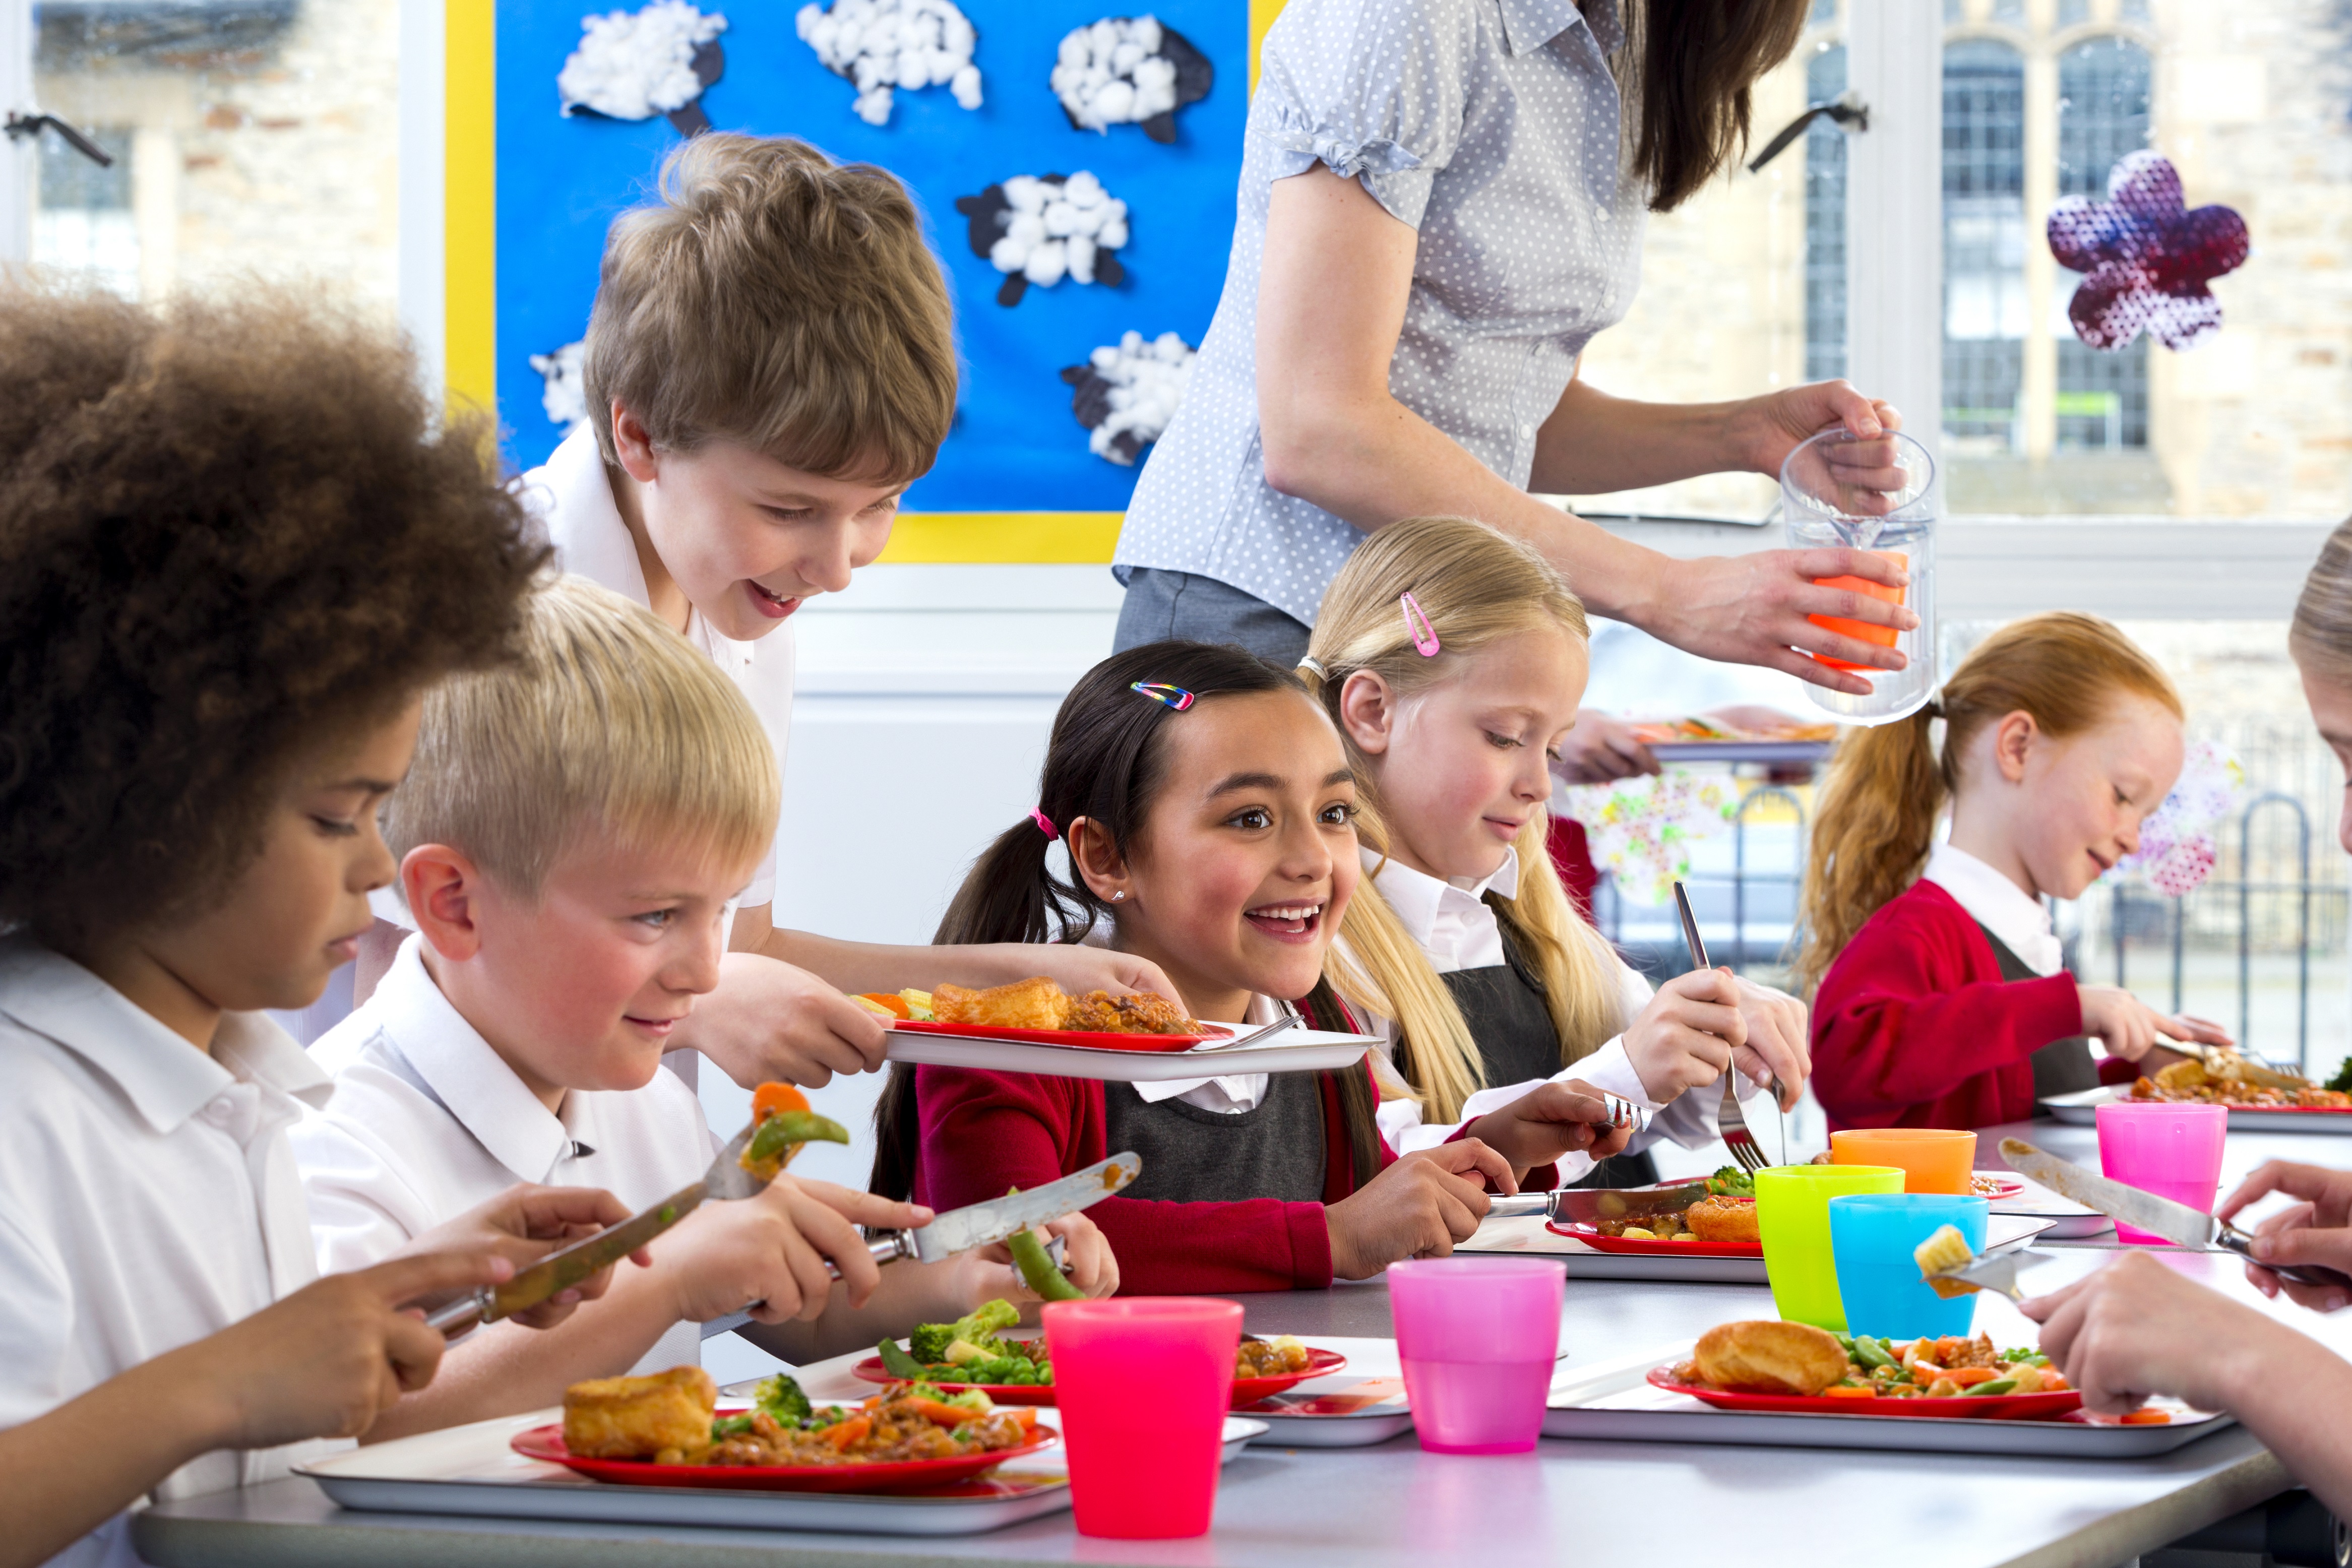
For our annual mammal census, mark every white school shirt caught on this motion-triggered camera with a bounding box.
[1070,925,1283,1114]
[531,425,795,910]
[0,938,340,1568]
[1920,842,2066,978]
[1348,847,1742,1171]
[293,935,718,1374]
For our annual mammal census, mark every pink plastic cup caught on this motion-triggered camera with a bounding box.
[2096,1100,2228,1245]
[1387,1257,1565,1454]
[1042,1297,1242,1538]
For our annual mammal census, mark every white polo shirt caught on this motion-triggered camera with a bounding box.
[1921,842,2066,977]
[527,425,794,910]
[293,935,717,1374]
[0,937,340,1568]
[1346,847,1741,1167]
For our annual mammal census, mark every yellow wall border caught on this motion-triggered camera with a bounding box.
[879,512,1123,565]
[1251,0,1285,89]
[445,0,497,419]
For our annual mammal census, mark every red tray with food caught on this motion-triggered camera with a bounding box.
[884,1018,1230,1053]
[1646,1368,2081,1421]
[1548,1186,1763,1256]
[1551,1224,1763,1258]
[852,1346,1347,1409]
[512,1423,1057,1494]
[1654,1322,2084,1422]
[1969,1174,2027,1201]
[854,976,1230,1053]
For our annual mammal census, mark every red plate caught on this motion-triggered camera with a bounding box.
[886,1018,1233,1054]
[1548,1221,1762,1258]
[1646,1367,2082,1421]
[1970,1174,2027,1201]
[852,1347,1348,1409]
[510,1422,1057,1494]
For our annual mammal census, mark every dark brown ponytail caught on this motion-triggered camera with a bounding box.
[1620,0,1812,213]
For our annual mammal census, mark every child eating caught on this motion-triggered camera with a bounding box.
[0,287,577,1565]
[297,577,1116,1440]
[1799,612,2232,1129]
[1299,517,1812,1184]
[871,641,1637,1294]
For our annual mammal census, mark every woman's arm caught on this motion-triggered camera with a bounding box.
[1254,166,1914,692]
[1528,375,1899,499]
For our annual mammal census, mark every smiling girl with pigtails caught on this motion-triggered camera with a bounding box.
[1799,613,2234,1131]
[1297,517,1813,1186]
[867,640,1639,1294]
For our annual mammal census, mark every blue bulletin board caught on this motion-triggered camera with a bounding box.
[488,0,1252,524]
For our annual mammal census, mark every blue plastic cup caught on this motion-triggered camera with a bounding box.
[1827,1194,1990,1342]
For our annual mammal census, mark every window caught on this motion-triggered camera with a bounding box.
[1803,43,1847,384]
[1941,40,2026,456]
[2055,35,2151,455]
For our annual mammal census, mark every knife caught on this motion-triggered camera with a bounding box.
[1487,1178,1710,1225]
[1922,1248,2054,1302]
[1999,1138,2352,1291]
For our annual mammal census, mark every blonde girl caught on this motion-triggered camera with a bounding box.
[1302,517,1811,1185]
[1798,612,2230,1131]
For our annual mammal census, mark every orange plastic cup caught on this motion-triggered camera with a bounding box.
[1807,549,1907,672]
[1830,1128,1977,1194]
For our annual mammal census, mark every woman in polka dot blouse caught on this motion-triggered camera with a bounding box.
[1113,0,1914,696]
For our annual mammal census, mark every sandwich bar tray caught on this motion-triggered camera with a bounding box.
[296,1409,1265,1536]
[882,1019,1374,1081]
[2041,1085,2352,1134]
[1459,1213,2056,1284]
[1542,1346,2235,1458]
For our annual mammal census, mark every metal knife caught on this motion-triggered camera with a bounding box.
[1923,1247,2054,1302]
[1487,1179,1711,1225]
[1999,1138,2352,1290]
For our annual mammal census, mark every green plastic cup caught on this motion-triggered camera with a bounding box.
[1755,1164,1904,1331]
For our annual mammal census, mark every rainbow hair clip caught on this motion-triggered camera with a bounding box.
[1401,592,1441,657]
[1130,681,1196,711]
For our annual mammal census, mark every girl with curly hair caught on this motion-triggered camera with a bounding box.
[0,287,622,1568]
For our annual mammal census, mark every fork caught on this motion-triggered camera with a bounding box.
[1672,881,1770,1174]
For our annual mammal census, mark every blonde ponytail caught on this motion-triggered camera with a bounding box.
[1303,517,1630,1122]
[1791,611,2183,992]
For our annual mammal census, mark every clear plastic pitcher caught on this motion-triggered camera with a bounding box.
[1780,428,1937,725]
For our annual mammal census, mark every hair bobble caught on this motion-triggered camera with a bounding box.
[1400,592,1440,657]
[1297,656,1328,680]
[1029,807,1057,838]
[1130,681,1195,711]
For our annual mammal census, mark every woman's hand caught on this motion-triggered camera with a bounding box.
[1634,549,1918,697]
[2218,1160,2352,1310]
[2076,987,2232,1062]
[1550,712,1659,784]
[1461,1081,1635,1180]
[1725,378,1901,480]
[955,1215,1122,1307]
[1621,968,1747,1103]
[1324,1142,1513,1280]
[674,950,890,1091]
[973,945,1190,1018]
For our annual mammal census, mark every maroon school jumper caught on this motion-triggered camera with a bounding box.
[909,996,1554,1295]
[1810,879,2092,1132]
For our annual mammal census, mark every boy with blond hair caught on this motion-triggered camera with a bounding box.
[363,132,1186,1094]
[300,577,1115,1439]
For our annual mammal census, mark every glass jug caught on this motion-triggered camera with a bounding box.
[1780,428,1937,725]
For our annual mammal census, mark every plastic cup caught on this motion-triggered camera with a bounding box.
[2096,1101,2229,1246]
[1755,1164,1905,1331]
[1042,1297,1242,1538]
[1781,426,1938,725]
[1830,1128,1978,1194]
[1828,1194,1991,1341]
[1387,1257,1565,1454]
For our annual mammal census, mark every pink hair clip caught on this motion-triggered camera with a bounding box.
[1401,592,1440,657]
[1029,808,1058,838]
[1130,681,1196,711]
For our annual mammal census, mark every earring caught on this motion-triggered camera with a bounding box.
[1111,890,1126,902]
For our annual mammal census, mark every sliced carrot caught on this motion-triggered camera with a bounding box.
[1821,1386,1878,1398]
[753,1082,812,1121]
[2121,1409,2171,1425]
[905,1398,982,1427]
[1941,1366,2001,1387]
[857,992,912,1020]
[825,1415,873,1451]
[2042,1371,2070,1391]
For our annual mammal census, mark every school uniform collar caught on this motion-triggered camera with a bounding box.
[1499,0,1617,59]
[370,934,585,1181]
[1074,923,1287,1105]
[0,935,329,1135]
[1362,844,1520,951]
[1921,842,2065,978]
[530,426,757,679]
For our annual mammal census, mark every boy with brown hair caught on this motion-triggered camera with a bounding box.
[0,286,625,1568]
[364,132,1186,1091]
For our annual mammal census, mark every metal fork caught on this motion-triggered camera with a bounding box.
[1673,881,1770,1174]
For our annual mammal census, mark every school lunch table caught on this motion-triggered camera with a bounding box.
[134,1115,2348,1568]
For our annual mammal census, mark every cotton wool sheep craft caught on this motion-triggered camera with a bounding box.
[557,1,727,136]
[796,0,981,127]
[1051,16,1212,144]
[954,171,1129,306]
[531,341,588,434]
[1061,330,1195,465]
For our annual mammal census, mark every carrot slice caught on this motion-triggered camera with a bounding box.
[753,1082,811,1121]
[1942,1366,2001,1387]
[1821,1386,1878,1398]
[825,1415,873,1451]
[2042,1371,2070,1391]
[2121,1409,2171,1425]
[857,992,912,1020]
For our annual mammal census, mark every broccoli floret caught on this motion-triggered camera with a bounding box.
[2328,1055,2352,1094]
[953,1297,1021,1346]
[908,1323,958,1364]
[754,1373,813,1427]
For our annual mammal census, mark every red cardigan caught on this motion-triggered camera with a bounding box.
[1810,879,2088,1131]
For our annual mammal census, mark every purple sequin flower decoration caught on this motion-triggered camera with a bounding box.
[2046,151,2248,352]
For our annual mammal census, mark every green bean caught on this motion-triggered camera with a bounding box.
[1963,1378,2018,1397]
[1010,1229,1085,1302]
[1851,1337,1895,1370]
